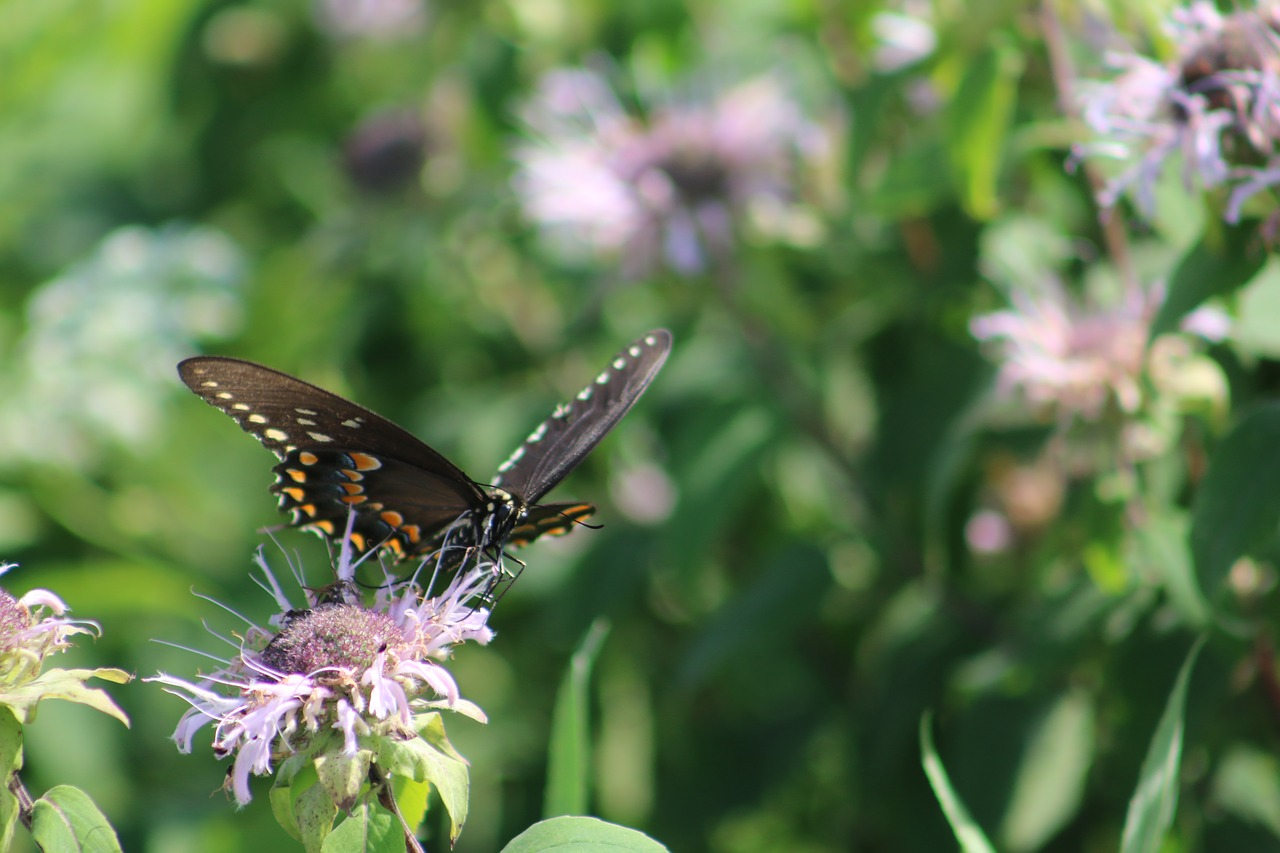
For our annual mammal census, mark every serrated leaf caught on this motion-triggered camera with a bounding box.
[545,619,609,819]
[502,815,669,853]
[920,712,997,853]
[1190,405,1280,599]
[391,775,431,837]
[321,802,400,853]
[29,785,122,853]
[1120,637,1206,853]
[1152,220,1265,338]
[379,728,468,841]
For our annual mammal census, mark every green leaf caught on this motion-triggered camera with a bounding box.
[545,619,609,819]
[502,815,669,853]
[380,717,469,842]
[1212,745,1280,838]
[946,35,1023,220]
[999,690,1095,852]
[1190,405,1280,599]
[29,785,122,853]
[1135,510,1209,628]
[0,667,131,726]
[1151,220,1266,338]
[0,707,21,852]
[315,749,370,812]
[391,775,431,838]
[920,712,997,853]
[296,783,340,853]
[321,802,400,853]
[1120,637,1206,853]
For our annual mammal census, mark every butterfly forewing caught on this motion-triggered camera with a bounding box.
[493,329,672,503]
[178,357,487,555]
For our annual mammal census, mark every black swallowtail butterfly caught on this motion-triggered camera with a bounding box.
[178,330,672,567]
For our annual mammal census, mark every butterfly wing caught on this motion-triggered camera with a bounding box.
[178,357,487,556]
[493,329,672,504]
[506,502,597,547]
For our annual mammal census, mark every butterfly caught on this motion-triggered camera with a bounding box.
[178,330,672,569]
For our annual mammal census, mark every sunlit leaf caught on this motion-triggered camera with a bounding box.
[502,815,668,853]
[29,785,122,853]
[545,619,609,818]
[1120,637,1206,853]
[920,712,998,853]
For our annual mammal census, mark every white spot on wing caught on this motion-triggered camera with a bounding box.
[644,334,657,345]
[296,408,318,416]
[248,414,268,424]
[308,432,333,442]
[613,358,626,370]
[577,387,592,401]
[296,418,316,426]
[342,419,362,429]
[596,371,610,385]
[264,428,289,442]
[527,423,547,443]
[201,381,219,388]
[216,392,233,400]
[629,346,641,357]
[232,403,250,411]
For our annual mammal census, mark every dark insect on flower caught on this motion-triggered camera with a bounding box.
[177,330,672,572]
[342,111,429,194]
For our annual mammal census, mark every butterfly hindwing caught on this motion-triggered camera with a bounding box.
[493,329,672,503]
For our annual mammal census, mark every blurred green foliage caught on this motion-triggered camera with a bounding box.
[5,0,1280,851]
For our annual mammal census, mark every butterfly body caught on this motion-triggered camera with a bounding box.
[178,329,671,564]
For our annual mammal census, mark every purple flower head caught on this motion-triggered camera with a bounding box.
[514,67,832,278]
[0,565,100,689]
[1077,2,1280,220]
[970,280,1228,423]
[148,525,491,813]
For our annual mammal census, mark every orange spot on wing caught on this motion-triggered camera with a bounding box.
[341,495,367,505]
[349,452,382,471]
[311,519,335,535]
[298,451,319,466]
[385,537,405,558]
[402,524,421,543]
[342,469,364,482]
[341,483,363,495]
[282,487,306,502]
[380,510,404,528]
[299,504,318,518]
[350,532,367,552]
[285,469,306,483]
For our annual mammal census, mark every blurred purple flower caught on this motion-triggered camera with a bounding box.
[1077,2,1280,220]
[313,0,425,40]
[970,281,1228,422]
[513,68,831,278]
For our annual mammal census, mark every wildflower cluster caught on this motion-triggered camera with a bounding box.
[0,565,130,850]
[1078,2,1280,222]
[514,67,831,277]
[150,532,494,848]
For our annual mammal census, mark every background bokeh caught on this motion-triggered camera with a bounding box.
[6,0,1280,851]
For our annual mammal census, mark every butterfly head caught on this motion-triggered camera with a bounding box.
[477,488,528,552]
